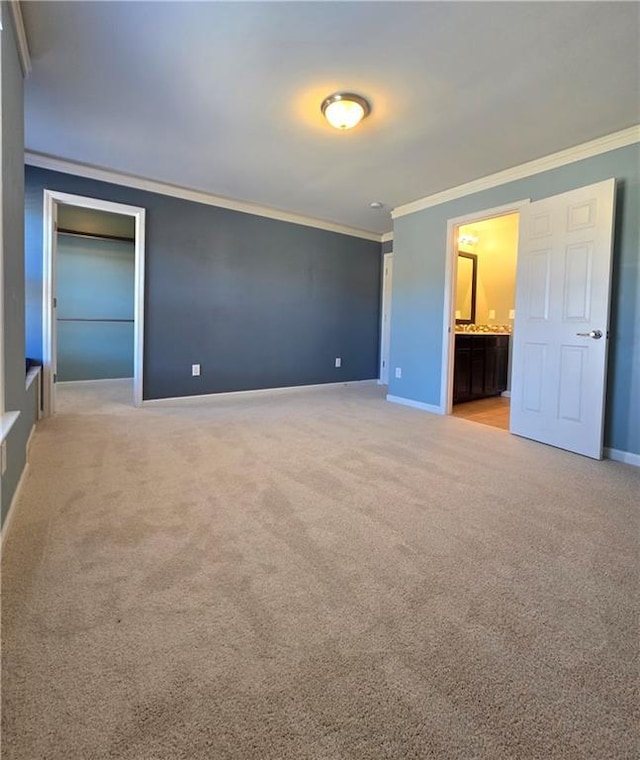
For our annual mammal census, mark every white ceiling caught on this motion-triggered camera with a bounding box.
[22,2,640,236]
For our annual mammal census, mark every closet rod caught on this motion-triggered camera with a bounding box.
[56,228,135,243]
[57,318,134,323]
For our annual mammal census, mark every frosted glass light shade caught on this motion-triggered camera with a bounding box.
[321,93,370,130]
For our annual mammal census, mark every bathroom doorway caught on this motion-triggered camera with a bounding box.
[441,200,526,430]
[443,180,616,458]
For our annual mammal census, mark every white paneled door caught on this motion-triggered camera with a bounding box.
[510,179,616,459]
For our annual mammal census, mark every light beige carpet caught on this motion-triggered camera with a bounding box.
[2,380,638,759]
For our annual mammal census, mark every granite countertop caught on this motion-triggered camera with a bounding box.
[455,331,511,336]
[455,324,512,336]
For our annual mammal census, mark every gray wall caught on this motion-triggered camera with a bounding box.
[25,168,382,400]
[1,1,31,524]
[2,5,24,413]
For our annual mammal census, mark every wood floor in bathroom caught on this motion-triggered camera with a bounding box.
[452,396,510,431]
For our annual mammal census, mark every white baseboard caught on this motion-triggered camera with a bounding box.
[1,424,37,551]
[1,463,29,550]
[386,394,444,415]
[604,447,640,467]
[143,379,378,405]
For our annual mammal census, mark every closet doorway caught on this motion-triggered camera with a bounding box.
[42,192,146,416]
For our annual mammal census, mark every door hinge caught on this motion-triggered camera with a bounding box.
[382,360,386,367]
[53,297,57,308]
[53,373,57,383]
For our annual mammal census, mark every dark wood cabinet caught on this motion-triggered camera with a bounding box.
[453,335,510,404]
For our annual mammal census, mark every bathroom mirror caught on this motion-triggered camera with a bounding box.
[456,252,477,324]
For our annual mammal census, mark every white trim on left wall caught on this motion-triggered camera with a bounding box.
[0,422,36,551]
[42,191,146,415]
[0,37,4,430]
[8,0,31,76]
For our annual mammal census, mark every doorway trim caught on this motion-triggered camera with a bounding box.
[379,252,393,384]
[42,190,146,415]
[441,199,529,415]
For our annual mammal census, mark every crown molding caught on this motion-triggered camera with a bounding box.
[392,125,640,219]
[24,151,382,242]
[381,231,394,243]
[8,0,31,76]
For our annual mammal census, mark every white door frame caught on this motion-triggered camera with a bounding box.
[379,252,393,384]
[441,199,529,415]
[42,190,146,415]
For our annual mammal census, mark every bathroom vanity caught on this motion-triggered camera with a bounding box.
[453,333,510,404]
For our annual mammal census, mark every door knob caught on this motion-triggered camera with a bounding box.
[576,329,603,339]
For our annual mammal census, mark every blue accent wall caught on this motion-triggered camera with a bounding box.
[389,143,640,456]
[25,167,382,400]
[56,235,134,380]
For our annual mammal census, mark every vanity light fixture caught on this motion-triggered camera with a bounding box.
[458,233,479,246]
[321,93,371,130]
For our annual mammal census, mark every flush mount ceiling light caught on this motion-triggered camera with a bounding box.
[369,201,384,209]
[321,93,371,130]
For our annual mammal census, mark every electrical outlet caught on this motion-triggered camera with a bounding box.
[335,357,341,368]
[489,309,496,320]
[395,367,402,379]
[509,309,515,320]
[1,442,6,476]
[191,364,201,377]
